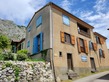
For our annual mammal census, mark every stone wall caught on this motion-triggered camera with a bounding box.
[0,61,54,82]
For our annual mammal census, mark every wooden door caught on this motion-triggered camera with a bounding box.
[67,54,73,70]
[90,58,96,71]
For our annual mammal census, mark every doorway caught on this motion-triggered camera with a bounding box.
[90,57,96,71]
[67,53,73,70]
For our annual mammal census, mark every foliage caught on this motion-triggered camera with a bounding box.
[17,49,28,61]
[0,34,10,49]
[5,62,13,67]
[13,65,21,82]
[17,49,28,55]
[31,58,45,62]
[3,52,14,60]
[0,53,3,60]
[17,53,28,61]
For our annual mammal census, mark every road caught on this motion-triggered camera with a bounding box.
[73,71,109,82]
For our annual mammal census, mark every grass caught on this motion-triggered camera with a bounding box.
[61,80,72,82]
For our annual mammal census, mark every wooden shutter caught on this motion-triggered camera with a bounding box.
[93,43,97,51]
[60,31,65,43]
[103,50,105,58]
[84,40,88,54]
[71,35,75,45]
[100,37,104,44]
[77,38,81,53]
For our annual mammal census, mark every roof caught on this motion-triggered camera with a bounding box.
[27,2,94,29]
[11,38,25,44]
[94,32,107,39]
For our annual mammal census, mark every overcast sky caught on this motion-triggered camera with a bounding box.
[0,0,109,48]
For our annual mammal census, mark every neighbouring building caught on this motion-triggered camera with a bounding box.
[11,38,25,53]
[25,2,109,80]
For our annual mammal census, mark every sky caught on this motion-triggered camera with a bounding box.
[0,0,109,48]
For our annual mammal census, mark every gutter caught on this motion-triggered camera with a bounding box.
[50,5,57,82]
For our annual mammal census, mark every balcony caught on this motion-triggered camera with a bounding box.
[78,30,90,38]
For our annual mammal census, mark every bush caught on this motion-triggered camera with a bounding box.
[3,52,14,60]
[5,62,13,67]
[17,53,28,61]
[17,49,28,61]
[17,49,28,55]
[0,53,3,60]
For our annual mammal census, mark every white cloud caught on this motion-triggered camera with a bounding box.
[94,0,107,12]
[60,0,72,12]
[0,0,46,25]
[76,0,109,48]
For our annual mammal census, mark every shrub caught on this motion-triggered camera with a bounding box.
[5,62,13,67]
[17,49,28,55]
[17,53,28,61]
[17,49,28,61]
[0,53,3,60]
[3,52,14,60]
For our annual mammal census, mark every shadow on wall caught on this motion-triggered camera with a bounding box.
[97,74,109,80]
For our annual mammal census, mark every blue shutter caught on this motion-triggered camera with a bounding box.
[36,16,42,27]
[33,37,38,54]
[40,32,43,51]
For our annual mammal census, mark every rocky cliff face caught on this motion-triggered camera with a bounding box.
[0,19,26,41]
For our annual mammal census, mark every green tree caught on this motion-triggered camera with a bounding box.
[0,34,10,51]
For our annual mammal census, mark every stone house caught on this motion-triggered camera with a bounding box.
[25,2,109,80]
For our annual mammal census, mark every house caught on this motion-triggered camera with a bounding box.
[25,2,109,80]
[11,38,25,53]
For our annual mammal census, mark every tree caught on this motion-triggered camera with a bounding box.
[0,34,10,51]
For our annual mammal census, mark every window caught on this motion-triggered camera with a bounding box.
[80,38,85,53]
[27,41,30,48]
[28,26,32,32]
[32,32,43,54]
[64,33,71,44]
[63,15,70,26]
[89,41,94,50]
[96,36,100,44]
[99,49,103,58]
[59,52,62,57]
[36,16,42,27]
[37,35,40,52]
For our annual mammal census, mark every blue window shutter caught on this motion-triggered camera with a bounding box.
[63,15,70,25]
[40,32,43,51]
[36,16,42,27]
[33,37,38,54]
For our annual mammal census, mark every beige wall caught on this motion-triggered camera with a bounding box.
[52,7,109,76]
[25,6,51,54]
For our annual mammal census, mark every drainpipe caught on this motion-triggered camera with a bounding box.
[50,4,57,82]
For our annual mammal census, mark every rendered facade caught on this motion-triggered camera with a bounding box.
[25,2,109,80]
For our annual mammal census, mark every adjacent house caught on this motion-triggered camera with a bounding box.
[11,38,25,53]
[25,2,109,80]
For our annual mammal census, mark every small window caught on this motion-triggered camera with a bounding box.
[99,49,103,57]
[80,38,85,53]
[63,15,70,26]
[27,41,30,48]
[59,52,62,57]
[36,16,42,27]
[89,41,94,50]
[28,26,32,32]
[64,33,71,44]
[96,36,100,44]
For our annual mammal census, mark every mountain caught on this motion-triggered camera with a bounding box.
[0,19,26,41]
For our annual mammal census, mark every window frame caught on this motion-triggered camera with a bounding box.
[64,33,71,44]
[62,14,70,26]
[27,41,30,48]
[36,15,42,27]
[79,38,85,53]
